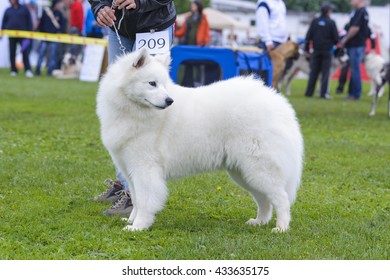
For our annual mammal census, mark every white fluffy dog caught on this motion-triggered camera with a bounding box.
[97,50,304,233]
[365,52,386,98]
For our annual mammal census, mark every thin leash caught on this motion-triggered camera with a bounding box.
[111,2,126,55]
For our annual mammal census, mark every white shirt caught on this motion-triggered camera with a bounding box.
[256,0,288,45]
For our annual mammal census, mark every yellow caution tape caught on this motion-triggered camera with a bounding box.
[0,29,108,46]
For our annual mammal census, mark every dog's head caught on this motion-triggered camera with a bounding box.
[62,53,77,67]
[108,49,173,110]
[334,48,349,65]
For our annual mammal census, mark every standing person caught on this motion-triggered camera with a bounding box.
[1,0,34,77]
[174,0,210,46]
[339,0,370,100]
[336,26,376,94]
[89,0,176,216]
[35,0,66,76]
[304,3,339,99]
[70,0,84,57]
[256,0,288,52]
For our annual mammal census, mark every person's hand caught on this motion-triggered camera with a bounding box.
[113,0,137,10]
[304,51,311,60]
[266,44,275,52]
[97,6,116,27]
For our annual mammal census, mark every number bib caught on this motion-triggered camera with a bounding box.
[135,30,170,55]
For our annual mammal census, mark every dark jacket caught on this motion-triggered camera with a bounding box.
[346,7,369,48]
[38,9,66,34]
[1,4,32,31]
[305,15,339,52]
[89,0,176,39]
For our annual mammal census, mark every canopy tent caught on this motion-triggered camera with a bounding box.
[176,8,250,31]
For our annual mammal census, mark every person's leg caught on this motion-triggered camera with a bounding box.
[348,47,365,99]
[305,52,321,97]
[21,39,32,72]
[8,38,18,73]
[35,41,48,75]
[106,29,135,194]
[320,52,332,98]
[47,42,58,76]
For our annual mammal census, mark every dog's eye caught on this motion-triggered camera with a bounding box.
[149,81,157,87]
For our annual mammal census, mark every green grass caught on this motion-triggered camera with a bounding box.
[0,70,389,260]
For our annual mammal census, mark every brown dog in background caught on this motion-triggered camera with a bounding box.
[269,40,299,89]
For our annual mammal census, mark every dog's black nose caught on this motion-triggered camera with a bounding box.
[165,97,174,106]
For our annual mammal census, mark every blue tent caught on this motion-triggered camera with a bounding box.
[170,45,273,87]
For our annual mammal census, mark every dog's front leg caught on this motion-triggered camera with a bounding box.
[123,168,168,232]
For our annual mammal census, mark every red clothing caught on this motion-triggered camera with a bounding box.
[70,1,84,32]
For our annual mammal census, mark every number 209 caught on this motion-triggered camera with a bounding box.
[138,38,166,50]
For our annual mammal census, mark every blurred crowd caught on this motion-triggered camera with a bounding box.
[0,0,381,101]
[1,0,104,77]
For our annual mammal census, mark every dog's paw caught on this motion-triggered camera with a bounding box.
[246,218,260,225]
[369,112,376,117]
[246,218,268,226]
[122,225,148,232]
[271,226,288,233]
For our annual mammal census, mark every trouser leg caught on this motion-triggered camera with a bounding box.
[305,52,321,97]
[21,39,32,72]
[320,52,332,97]
[9,38,18,73]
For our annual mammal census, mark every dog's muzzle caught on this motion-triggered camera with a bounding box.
[165,97,174,107]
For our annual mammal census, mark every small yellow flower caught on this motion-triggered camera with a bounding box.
[217,186,222,191]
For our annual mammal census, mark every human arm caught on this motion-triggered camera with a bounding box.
[174,20,187,38]
[304,20,314,53]
[256,3,273,51]
[332,21,339,45]
[89,0,116,27]
[1,10,8,30]
[0,11,7,39]
[25,7,33,31]
[340,10,364,47]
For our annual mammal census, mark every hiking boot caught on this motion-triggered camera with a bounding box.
[90,179,124,203]
[103,190,133,217]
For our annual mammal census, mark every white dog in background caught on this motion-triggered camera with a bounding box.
[52,53,81,79]
[364,52,386,98]
[97,50,304,233]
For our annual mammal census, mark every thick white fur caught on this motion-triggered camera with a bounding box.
[365,53,386,98]
[97,50,304,233]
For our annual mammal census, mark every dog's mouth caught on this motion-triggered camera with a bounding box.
[144,99,167,110]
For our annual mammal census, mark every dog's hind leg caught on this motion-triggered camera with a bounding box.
[388,88,390,119]
[123,167,168,231]
[227,169,273,226]
[369,87,380,117]
[230,162,292,233]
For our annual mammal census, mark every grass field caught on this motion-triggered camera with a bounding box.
[0,70,389,260]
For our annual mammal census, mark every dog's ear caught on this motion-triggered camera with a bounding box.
[133,49,149,69]
[154,52,171,69]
